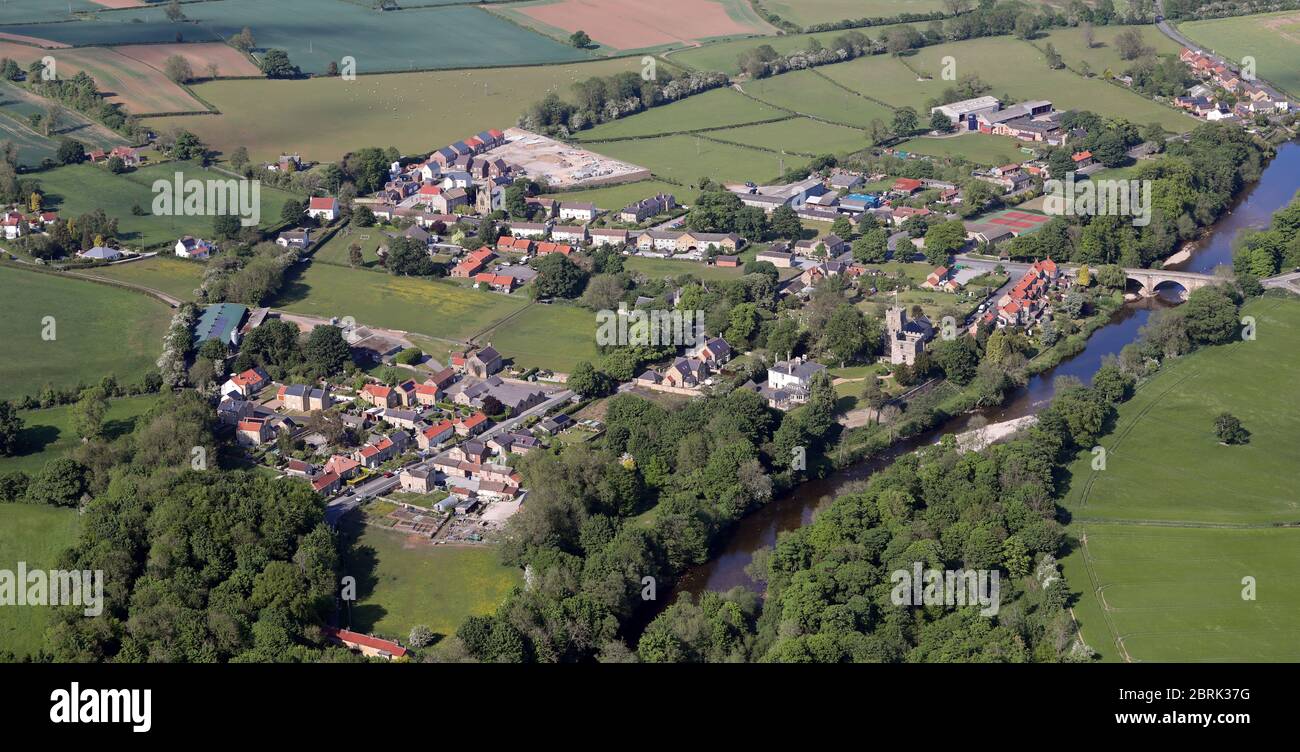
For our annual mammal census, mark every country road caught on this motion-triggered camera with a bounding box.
[1152,1,1290,102]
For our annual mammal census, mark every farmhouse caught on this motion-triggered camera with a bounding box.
[175,235,215,259]
[323,627,407,660]
[307,197,340,221]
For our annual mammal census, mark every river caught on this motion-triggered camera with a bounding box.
[648,140,1300,611]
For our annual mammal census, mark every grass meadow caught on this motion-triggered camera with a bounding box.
[898,132,1031,165]
[78,256,207,301]
[762,0,947,27]
[0,266,172,402]
[339,517,521,644]
[0,504,80,659]
[0,395,160,476]
[593,134,801,188]
[575,88,787,140]
[543,179,687,212]
[1181,11,1300,99]
[741,69,896,127]
[1059,298,1300,662]
[35,162,301,248]
[271,261,530,343]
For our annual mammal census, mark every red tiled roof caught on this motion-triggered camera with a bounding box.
[311,472,340,492]
[323,626,408,658]
[308,196,337,210]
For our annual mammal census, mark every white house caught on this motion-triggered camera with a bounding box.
[175,236,214,259]
[307,196,340,221]
[558,202,600,222]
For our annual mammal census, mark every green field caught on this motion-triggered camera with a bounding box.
[0,267,172,402]
[312,226,392,268]
[272,261,530,343]
[0,0,591,74]
[0,504,81,659]
[0,395,160,476]
[0,0,102,24]
[150,58,643,163]
[812,37,1196,133]
[1060,298,1300,662]
[34,162,301,249]
[1181,11,1300,99]
[625,255,747,281]
[763,0,947,27]
[669,23,915,74]
[901,38,1195,133]
[544,179,688,212]
[898,132,1030,165]
[0,82,130,168]
[594,134,801,188]
[576,88,787,141]
[78,256,207,301]
[473,301,600,373]
[1034,24,1183,77]
[340,518,521,643]
[742,69,895,127]
[711,116,869,156]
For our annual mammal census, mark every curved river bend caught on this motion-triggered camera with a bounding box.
[651,141,1300,612]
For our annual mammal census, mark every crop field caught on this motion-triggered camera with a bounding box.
[493,0,773,52]
[339,518,521,644]
[0,266,172,402]
[149,57,641,163]
[0,394,159,476]
[35,162,301,248]
[272,261,531,343]
[112,42,263,79]
[0,0,593,74]
[1181,11,1300,99]
[1059,298,1300,662]
[763,0,947,27]
[79,256,206,301]
[898,132,1029,165]
[710,116,868,156]
[0,0,108,24]
[0,504,80,659]
[1033,24,1183,76]
[742,69,895,127]
[0,42,204,115]
[576,88,786,141]
[593,134,799,188]
[544,178,687,212]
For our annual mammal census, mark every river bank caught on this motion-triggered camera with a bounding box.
[645,139,1300,619]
